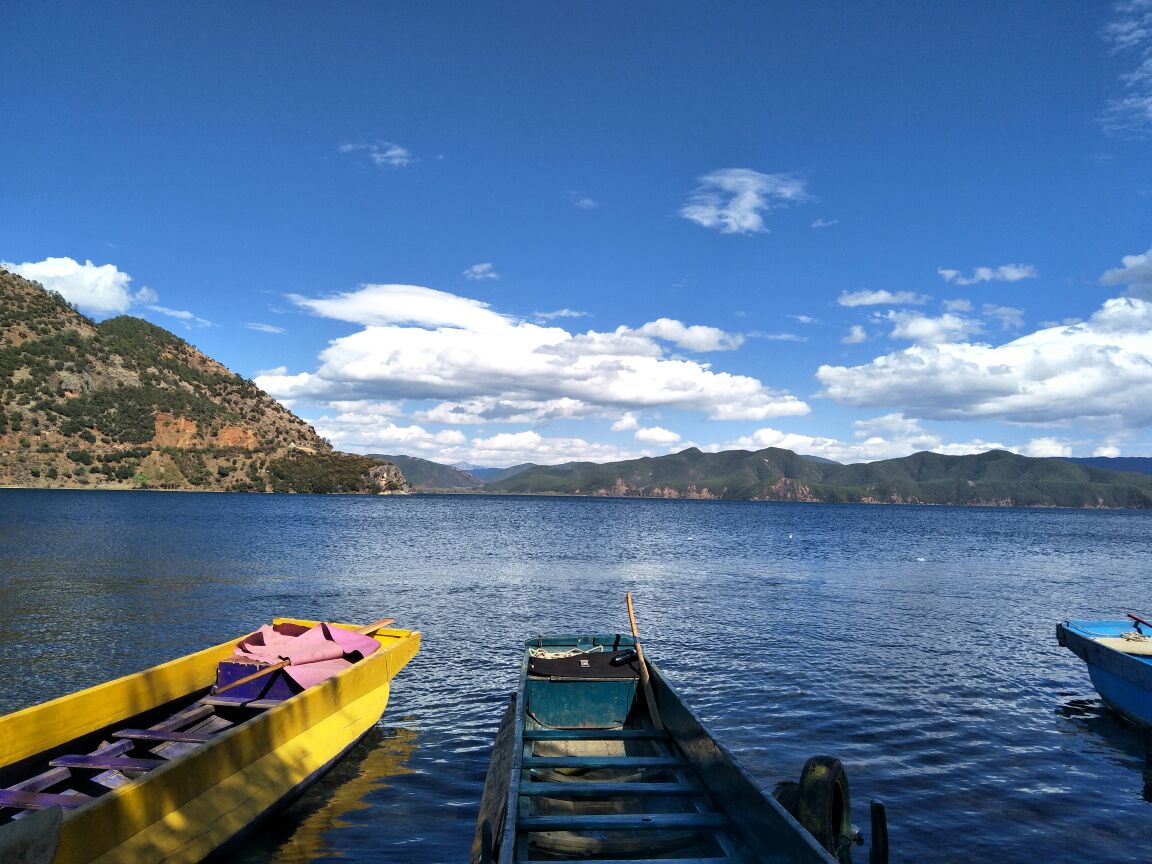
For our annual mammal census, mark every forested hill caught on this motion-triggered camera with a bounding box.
[0,269,406,493]
[484,446,1152,507]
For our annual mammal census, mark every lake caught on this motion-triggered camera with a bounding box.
[1,489,1150,862]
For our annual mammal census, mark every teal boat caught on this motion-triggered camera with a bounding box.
[472,634,887,864]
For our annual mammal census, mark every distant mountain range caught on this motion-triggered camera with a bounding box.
[380,446,1152,508]
[0,269,407,493]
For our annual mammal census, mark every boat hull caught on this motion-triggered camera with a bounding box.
[1058,619,1152,727]
[0,618,420,864]
[477,634,844,864]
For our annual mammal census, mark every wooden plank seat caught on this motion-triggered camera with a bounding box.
[49,754,164,773]
[0,789,89,810]
[199,695,284,710]
[113,728,215,744]
[522,755,689,769]
[520,781,704,797]
[519,812,729,831]
[524,729,667,741]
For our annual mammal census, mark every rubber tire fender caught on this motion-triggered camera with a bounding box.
[796,755,852,861]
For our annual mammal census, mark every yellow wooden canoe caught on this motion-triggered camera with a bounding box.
[0,617,420,864]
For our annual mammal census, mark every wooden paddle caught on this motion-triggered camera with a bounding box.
[626,593,663,730]
[1128,612,1152,634]
[214,618,395,695]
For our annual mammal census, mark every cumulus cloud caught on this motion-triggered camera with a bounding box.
[463,262,499,281]
[837,289,928,307]
[1100,0,1152,138]
[842,325,868,344]
[338,140,413,167]
[817,295,1152,428]
[1022,437,1072,458]
[884,310,982,344]
[566,190,597,210]
[637,318,744,351]
[611,412,639,431]
[635,426,681,445]
[1100,243,1152,297]
[983,304,1025,329]
[1094,445,1122,457]
[2,257,150,316]
[937,264,1038,285]
[257,284,808,423]
[679,168,811,235]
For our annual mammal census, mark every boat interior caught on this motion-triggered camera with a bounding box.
[512,635,758,862]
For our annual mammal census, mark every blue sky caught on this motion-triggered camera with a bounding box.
[4,2,1152,466]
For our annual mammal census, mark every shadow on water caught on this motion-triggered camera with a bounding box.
[224,725,420,863]
[1056,696,1152,801]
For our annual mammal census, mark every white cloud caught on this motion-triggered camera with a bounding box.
[1100,243,1152,297]
[884,310,982,344]
[637,318,744,351]
[611,412,639,431]
[339,140,413,167]
[147,305,211,328]
[246,322,286,334]
[943,298,973,312]
[837,289,928,307]
[535,308,590,321]
[817,295,1152,429]
[414,397,589,425]
[937,264,1038,285]
[811,218,839,229]
[1022,437,1072,458]
[1094,445,1122,457]
[2,257,153,316]
[842,325,868,344]
[635,426,681,445]
[463,262,500,281]
[566,190,597,210]
[790,314,819,325]
[721,414,1014,464]
[679,168,811,235]
[259,284,808,423]
[1101,0,1152,137]
[983,304,1025,329]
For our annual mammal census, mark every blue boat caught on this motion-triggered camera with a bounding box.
[471,634,887,864]
[1057,615,1152,727]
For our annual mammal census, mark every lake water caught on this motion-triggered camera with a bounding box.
[2,489,1151,862]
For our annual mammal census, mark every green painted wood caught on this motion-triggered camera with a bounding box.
[520,811,729,831]
[522,755,687,769]
[520,781,704,797]
[524,729,666,741]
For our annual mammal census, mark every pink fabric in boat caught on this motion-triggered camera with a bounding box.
[234,622,381,689]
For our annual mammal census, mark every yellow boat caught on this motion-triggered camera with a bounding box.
[0,617,420,864]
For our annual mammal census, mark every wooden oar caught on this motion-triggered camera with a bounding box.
[626,593,663,730]
[214,618,395,695]
[1128,612,1152,634]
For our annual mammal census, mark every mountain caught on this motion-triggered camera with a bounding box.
[371,454,484,490]
[0,269,407,493]
[465,463,536,481]
[1062,456,1152,477]
[485,446,1152,507]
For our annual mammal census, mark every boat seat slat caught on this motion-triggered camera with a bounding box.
[520,781,705,797]
[200,695,285,709]
[0,789,90,810]
[520,812,729,831]
[523,755,688,769]
[524,729,667,741]
[113,728,216,744]
[150,701,216,731]
[50,754,165,772]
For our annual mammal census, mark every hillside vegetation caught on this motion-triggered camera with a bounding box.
[0,269,406,493]
[484,446,1152,507]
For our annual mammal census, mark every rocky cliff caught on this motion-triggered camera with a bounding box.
[0,269,407,493]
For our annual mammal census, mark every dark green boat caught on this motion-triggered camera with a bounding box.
[472,634,887,864]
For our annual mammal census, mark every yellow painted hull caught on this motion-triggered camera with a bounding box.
[0,618,420,864]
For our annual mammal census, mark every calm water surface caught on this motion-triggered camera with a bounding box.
[2,489,1150,862]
